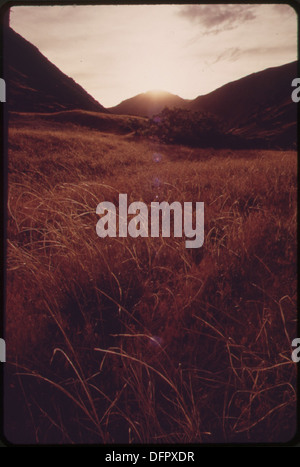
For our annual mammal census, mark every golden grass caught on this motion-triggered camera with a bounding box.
[4,114,297,443]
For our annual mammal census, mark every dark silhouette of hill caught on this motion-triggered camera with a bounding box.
[108,90,188,117]
[185,61,297,147]
[3,27,108,113]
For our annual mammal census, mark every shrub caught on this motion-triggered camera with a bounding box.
[140,107,228,147]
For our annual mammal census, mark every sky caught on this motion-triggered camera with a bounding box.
[9,4,298,108]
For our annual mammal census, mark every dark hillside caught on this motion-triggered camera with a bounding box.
[3,27,108,113]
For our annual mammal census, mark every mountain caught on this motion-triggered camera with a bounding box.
[185,61,297,147]
[109,62,297,148]
[108,90,188,117]
[3,27,108,113]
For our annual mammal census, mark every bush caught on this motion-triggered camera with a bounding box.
[140,107,228,147]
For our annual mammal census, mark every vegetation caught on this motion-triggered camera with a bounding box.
[133,107,270,149]
[141,107,227,147]
[5,113,297,444]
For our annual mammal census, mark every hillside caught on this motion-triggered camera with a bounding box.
[108,90,188,117]
[9,109,147,135]
[2,27,108,113]
[186,61,297,147]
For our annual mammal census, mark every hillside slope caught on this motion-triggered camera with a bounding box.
[185,61,297,146]
[108,90,188,117]
[3,27,108,113]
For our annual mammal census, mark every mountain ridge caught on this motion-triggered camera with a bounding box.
[108,90,188,117]
[186,61,297,127]
[3,27,108,113]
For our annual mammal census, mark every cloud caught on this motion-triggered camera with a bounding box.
[213,44,296,65]
[178,5,257,33]
[213,47,242,64]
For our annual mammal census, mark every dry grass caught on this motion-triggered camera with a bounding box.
[4,113,297,444]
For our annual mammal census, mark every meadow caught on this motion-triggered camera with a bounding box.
[4,111,297,443]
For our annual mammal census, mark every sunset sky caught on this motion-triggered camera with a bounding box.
[9,4,297,107]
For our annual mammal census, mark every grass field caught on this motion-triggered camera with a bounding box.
[4,111,297,444]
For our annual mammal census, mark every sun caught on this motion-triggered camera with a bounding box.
[146,89,169,97]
